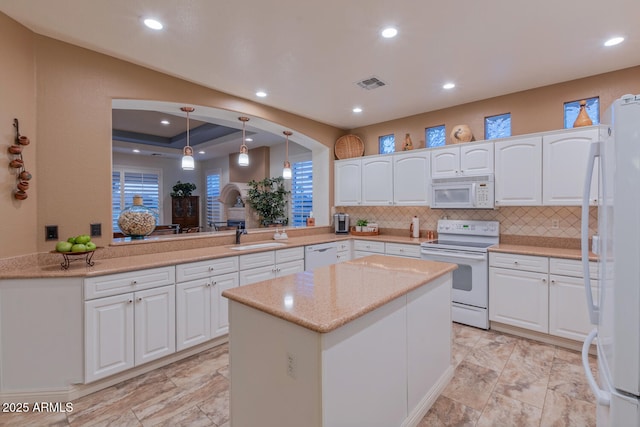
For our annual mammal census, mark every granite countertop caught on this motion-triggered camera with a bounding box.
[222,254,457,333]
[488,244,598,261]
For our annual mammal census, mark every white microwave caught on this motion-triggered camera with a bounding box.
[431,175,495,209]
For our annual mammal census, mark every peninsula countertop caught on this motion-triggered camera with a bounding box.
[222,254,457,333]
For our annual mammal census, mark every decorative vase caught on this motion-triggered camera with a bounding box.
[450,124,474,144]
[117,195,158,239]
[573,100,593,127]
[403,133,414,150]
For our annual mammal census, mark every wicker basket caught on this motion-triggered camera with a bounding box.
[334,135,364,159]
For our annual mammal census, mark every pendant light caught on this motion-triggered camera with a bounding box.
[238,116,250,167]
[181,106,195,170]
[282,130,292,179]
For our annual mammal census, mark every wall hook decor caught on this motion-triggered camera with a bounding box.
[9,118,32,200]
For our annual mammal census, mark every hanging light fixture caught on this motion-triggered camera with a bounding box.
[180,106,195,170]
[282,130,292,179]
[238,116,250,167]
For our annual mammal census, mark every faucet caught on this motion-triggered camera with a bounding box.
[235,225,247,244]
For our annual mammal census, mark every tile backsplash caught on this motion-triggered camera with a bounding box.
[338,206,597,239]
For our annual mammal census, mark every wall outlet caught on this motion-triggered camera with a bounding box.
[90,223,102,237]
[45,225,58,241]
[551,219,559,229]
[286,352,297,379]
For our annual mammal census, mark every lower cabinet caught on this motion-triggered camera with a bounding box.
[176,271,239,351]
[336,241,352,263]
[385,242,421,259]
[84,284,176,383]
[239,247,305,285]
[352,239,385,259]
[489,252,598,341]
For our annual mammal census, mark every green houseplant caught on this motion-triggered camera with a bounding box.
[246,177,290,227]
[171,181,196,197]
[356,218,368,232]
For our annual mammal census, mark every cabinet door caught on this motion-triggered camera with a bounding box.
[334,159,362,206]
[431,146,460,178]
[494,136,542,206]
[239,265,276,286]
[385,242,421,258]
[393,151,430,206]
[176,279,211,351]
[85,293,134,383]
[549,275,598,341]
[176,256,239,282]
[460,143,494,175]
[211,272,240,338]
[361,156,394,205]
[489,267,548,333]
[543,128,598,205]
[276,259,305,277]
[134,285,176,366]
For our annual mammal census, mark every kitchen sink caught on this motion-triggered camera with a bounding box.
[230,242,287,251]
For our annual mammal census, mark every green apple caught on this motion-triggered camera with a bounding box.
[75,234,91,244]
[55,241,73,252]
[67,236,76,244]
[85,242,97,251]
[71,243,87,252]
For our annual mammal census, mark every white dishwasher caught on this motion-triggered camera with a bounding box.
[305,242,338,271]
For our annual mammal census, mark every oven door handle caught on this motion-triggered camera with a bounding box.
[421,250,486,261]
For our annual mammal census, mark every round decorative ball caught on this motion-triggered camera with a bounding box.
[450,124,474,144]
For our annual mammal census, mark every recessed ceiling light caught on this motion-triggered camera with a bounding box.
[198,150,205,154]
[143,18,163,30]
[353,107,363,113]
[245,138,253,142]
[160,120,170,125]
[443,83,456,90]
[133,149,140,153]
[256,91,267,97]
[381,27,398,38]
[604,36,624,47]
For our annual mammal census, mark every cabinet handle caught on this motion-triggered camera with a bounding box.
[131,280,137,285]
[212,281,217,286]
[513,261,519,265]
[542,278,547,283]
[206,282,211,287]
[128,299,133,304]
[551,279,556,284]
[136,297,142,302]
[209,266,215,272]
[277,267,281,272]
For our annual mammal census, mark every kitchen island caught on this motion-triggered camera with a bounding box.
[223,255,457,427]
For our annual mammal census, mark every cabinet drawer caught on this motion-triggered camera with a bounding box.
[276,247,304,263]
[549,257,598,278]
[353,240,385,254]
[385,243,421,258]
[489,252,548,273]
[240,251,275,270]
[176,256,239,282]
[239,265,275,286]
[336,241,352,253]
[84,266,175,300]
[336,252,351,263]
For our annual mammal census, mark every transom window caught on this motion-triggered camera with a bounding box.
[564,97,600,128]
[485,113,511,139]
[426,125,446,147]
[379,134,395,154]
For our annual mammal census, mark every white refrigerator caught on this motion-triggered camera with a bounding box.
[581,94,640,426]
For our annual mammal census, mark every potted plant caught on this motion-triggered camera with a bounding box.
[356,218,368,232]
[170,181,196,197]
[246,177,291,227]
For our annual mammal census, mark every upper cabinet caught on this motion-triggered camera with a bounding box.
[393,151,430,206]
[334,159,362,206]
[431,143,494,178]
[542,128,599,206]
[362,156,394,205]
[494,136,543,206]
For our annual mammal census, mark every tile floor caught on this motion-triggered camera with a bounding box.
[0,323,597,427]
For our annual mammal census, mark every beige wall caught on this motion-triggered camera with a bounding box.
[349,66,640,153]
[0,12,343,258]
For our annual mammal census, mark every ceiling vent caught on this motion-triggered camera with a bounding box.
[356,76,387,90]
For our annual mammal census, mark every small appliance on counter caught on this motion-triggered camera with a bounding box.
[334,213,350,234]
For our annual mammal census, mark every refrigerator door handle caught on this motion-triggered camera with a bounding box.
[582,328,611,406]
[582,141,600,325]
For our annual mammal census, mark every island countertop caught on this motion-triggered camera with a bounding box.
[222,254,457,333]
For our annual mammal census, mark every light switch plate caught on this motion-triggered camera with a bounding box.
[45,225,58,241]
[90,223,102,237]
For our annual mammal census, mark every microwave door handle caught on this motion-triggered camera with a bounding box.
[582,141,600,325]
[470,183,477,207]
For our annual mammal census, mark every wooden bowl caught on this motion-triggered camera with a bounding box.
[14,190,28,200]
[17,181,29,191]
[17,135,30,145]
[9,159,24,168]
[19,171,32,180]
[8,145,23,154]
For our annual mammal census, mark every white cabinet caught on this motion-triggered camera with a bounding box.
[494,136,543,206]
[334,159,362,206]
[489,255,549,333]
[239,247,305,285]
[431,143,494,178]
[392,151,430,206]
[385,242,421,259]
[84,283,176,383]
[353,239,385,259]
[336,240,352,263]
[543,127,599,205]
[362,155,394,205]
[489,252,598,341]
